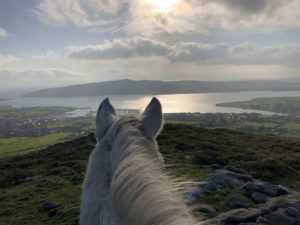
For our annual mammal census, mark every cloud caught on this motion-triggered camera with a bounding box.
[0,68,88,89]
[0,27,8,37]
[0,54,21,66]
[230,43,300,65]
[33,0,118,30]
[170,43,230,63]
[67,36,300,67]
[33,0,300,35]
[33,0,102,27]
[32,51,61,60]
[171,42,300,66]
[68,37,170,60]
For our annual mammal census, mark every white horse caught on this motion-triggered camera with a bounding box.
[80,97,198,225]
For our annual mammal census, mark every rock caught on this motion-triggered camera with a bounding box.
[230,172,253,182]
[276,185,291,195]
[256,216,268,223]
[196,204,216,214]
[210,164,223,170]
[39,202,60,212]
[47,209,57,217]
[239,223,256,225]
[208,173,230,185]
[265,209,296,225]
[201,182,218,193]
[285,205,300,218]
[243,181,263,192]
[226,194,250,209]
[251,192,268,204]
[220,208,263,225]
[263,194,300,212]
[243,181,289,197]
[183,188,202,203]
[262,183,280,197]
[24,177,34,182]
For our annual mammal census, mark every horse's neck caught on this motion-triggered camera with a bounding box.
[110,136,197,225]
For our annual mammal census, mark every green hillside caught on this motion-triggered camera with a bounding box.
[0,124,299,225]
[218,96,300,115]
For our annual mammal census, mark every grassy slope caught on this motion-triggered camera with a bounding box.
[0,132,72,158]
[0,124,299,225]
[218,96,300,115]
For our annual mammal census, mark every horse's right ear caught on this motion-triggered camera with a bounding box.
[95,98,117,141]
[140,97,163,139]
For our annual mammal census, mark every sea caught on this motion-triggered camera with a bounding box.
[1,90,300,117]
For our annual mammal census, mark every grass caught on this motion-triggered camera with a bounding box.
[0,104,12,111]
[0,132,72,158]
[47,118,95,130]
[283,122,300,130]
[0,124,299,225]
[166,117,300,138]
[0,105,75,119]
[238,121,278,128]
[165,120,200,125]
[218,96,300,115]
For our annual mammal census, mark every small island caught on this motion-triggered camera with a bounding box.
[217,96,300,116]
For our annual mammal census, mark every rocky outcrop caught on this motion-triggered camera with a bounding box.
[184,169,293,205]
[183,169,300,225]
[220,194,300,225]
[226,194,250,209]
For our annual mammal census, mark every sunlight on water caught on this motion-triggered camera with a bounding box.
[5,91,300,117]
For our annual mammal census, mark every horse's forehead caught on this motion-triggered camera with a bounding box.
[110,116,140,134]
[115,116,140,127]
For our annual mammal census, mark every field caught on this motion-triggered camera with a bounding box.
[218,96,300,116]
[0,133,72,157]
[0,124,299,225]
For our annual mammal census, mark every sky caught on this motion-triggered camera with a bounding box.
[1,0,300,89]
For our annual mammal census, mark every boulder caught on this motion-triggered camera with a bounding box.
[210,164,223,170]
[251,192,268,204]
[256,216,268,223]
[220,208,263,225]
[262,183,280,196]
[265,209,296,225]
[39,202,60,212]
[263,194,300,212]
[285,205,300,218]
[226,194,250,209]
[243,181,263,192]
[201,182,218,193]
[196,204,216,214]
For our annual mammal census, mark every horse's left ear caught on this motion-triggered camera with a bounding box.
[95,98,117,141]
[140,97,163,139]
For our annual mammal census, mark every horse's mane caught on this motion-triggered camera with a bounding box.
[80,99,199,225]
[109,116,197,225]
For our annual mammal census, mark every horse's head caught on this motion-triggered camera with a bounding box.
[94,97,164,165]
[95,97,163,141]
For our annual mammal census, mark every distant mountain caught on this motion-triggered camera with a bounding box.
[23,79,300,97]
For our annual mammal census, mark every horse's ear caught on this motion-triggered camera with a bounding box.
[140,97,163,139]
[95,98,117,141]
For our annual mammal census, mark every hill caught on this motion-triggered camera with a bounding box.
[218,96,300,116]
[23,79,300,97]
[1,124,299,225]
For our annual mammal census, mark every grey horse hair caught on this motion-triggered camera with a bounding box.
[80,99,199,225]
